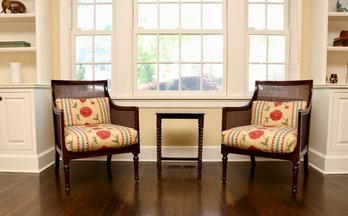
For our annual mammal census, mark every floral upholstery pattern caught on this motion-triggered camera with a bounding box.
[251,100,307,127]
[222,100,307,154]
[64,124,138,152]
[221,125,297,153]
[55,97,110,127]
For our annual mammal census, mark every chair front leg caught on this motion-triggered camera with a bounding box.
[222,154,228,182]
[303,152,309,175]
[64,163,71,193]
[107,155,112,168]
[133,154,139,181]
[55,151,60,172]
[292,162,299,199]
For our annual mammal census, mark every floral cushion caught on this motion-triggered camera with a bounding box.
[251,100,307,127]
[64,124,138,152]
[221,125,298,153]
[55,97,110,127]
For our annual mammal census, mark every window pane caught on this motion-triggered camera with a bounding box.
[96,5,112,30]
[138,63,158,90]
[138,4,157,29]
[181,3,201,29]
[159,64,179,90]
[203,4,222,29]
[95,64,111,81]
[159,35,179,62]
[248,0,265,2]
[160,4,179,29]
[94,36,111,62]
[76,36,93,63]
[137,35,157,62]
[181,35,201,62]
[268,36,285,63]
[267,4,284,30]
[181,64,201,91]
[76,64,93,80]
[78,0,93,3]
[203,64,223,91]
[268,0,284,3]
[249,35,266,63]
[249,64,266,91]
[203,35,223,62]
[96,0,112,3]
[77,5,94,30]
[248,4,265,30]
[268,64,285,80]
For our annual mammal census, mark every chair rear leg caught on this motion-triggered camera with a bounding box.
[303,152,309,175]
[55,151,60,172]
[250,155,256,169]
[222,154,228,182]
[133,154,139,181]
[107,155,112,168]
[292,162,299,199]
[64,163,71,193]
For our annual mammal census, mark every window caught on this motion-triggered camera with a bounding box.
[72,0,113,85]
[135,0,225,94]
[247,0,288,91]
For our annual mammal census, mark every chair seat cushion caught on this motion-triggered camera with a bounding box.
[221,125,298,154]
[64,124,138,152]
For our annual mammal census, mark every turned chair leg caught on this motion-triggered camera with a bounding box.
[133,154,139,181]
[292,162,299,199]
[222,154,228,182]
[64,163,71,193]
[250,155,256,169]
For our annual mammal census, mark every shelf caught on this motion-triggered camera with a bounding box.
[0,13,35,22]
[0,47,36,52]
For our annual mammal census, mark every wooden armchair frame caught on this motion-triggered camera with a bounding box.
[51,80,140,193]
[221,80,313,198]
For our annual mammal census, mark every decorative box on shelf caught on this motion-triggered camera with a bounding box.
[0,41,31,48]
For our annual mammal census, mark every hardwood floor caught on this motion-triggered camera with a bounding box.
[0,161,347,216]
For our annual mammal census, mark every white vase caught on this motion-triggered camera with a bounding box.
[9,62,21,84]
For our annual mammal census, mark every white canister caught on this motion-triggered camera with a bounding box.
[9,62,21,84]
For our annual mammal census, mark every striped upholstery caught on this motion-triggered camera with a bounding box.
[222,100,306,154]
[221,125,297,153]
[55,97,110,127]
[251,100,307,127]
[64,124,138,152]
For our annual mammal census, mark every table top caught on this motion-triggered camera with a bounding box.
[156,111,205,119]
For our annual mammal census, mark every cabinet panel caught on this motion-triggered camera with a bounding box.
[0,92,32,150]
[331,92,348,150]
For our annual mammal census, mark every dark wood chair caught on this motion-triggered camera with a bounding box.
[51,80,140,193]
[221,80,313,198]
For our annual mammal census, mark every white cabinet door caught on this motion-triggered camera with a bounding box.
[0,91,32,150]
[331,92,348,151]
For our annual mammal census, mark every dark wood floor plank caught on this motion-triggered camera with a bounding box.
[0,161,347,216]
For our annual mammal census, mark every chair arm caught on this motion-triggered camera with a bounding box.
[222,103,252,131]
[52,105,65,152]
[296,103,312,153]
[109,101,140,131]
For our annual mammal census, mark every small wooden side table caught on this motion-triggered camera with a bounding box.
[156,111,205,179]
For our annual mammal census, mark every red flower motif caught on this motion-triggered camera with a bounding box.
[248,145,260,151]
[274,102,282,107]
[96,130,111,139]
[248,130,264,139]
[100,145,113,150]
[270,110,283,121]
[80,107,92,117]
[80,98,87,103]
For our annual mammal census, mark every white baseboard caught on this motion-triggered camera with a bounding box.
[309,148,348,174]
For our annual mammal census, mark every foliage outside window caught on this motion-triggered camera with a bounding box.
[135,0,225,93]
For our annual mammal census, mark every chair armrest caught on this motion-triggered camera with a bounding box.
[296,103,312,153]
[52,105,65,152]
[222,102,252,131]
[109,101,140,131]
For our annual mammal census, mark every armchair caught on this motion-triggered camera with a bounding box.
[51,80,140,193]
[221,80,313,198]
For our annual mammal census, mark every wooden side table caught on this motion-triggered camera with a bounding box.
[156,112,205,179]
